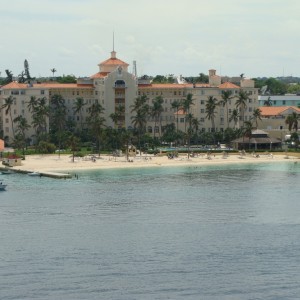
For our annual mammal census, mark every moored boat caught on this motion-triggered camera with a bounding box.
[0,182,7,191]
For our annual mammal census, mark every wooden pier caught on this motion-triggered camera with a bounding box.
[0,167,72,179]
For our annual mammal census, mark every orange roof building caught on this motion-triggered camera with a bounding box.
[0,48,260,145]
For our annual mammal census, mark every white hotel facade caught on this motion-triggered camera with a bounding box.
[0,50,259,144]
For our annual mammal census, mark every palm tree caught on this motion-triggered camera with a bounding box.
[50,94,67,157]
[235,90,249,127]
[73,97,86,132]
[171,99,182,146]
[219,90,234,128]
[263,96,272,106]
[252,108,262,129]
[50,68,57,79]
[285,112,299,132]
[87,103,105,156]
[205,96,218,133]
[229,108,239,129]
[243,120,255,150]
[151,96,164,139]
[131,95,149,154]
[182,93,195,144]
[1,95,15,139]
[67,134,80,162]
[13,115,31,156]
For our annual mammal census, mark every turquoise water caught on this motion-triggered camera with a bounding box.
[1,161,300,299]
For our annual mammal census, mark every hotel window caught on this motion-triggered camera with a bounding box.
[22,109,25,115]
[5,127,9,133]
[41,90,45,95]
[180,118,185,123]
[200,109,205,113]
[5,118,9,123]
[200,118,204,122]
[14,109,17,115]
[201,90,205,95]
[77,91,79,95]
[282,100,286,105]
[174,91,177,95]
[200,100,204,104]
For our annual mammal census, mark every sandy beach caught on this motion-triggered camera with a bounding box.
[8,152,299,174]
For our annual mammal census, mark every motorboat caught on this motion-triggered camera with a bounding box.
[28,172,41,176]
[1,169,14,175]
[0,182,7,191]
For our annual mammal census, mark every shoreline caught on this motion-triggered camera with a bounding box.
[6,153,299,174]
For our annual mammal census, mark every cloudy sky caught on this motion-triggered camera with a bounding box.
[1,0,299,79]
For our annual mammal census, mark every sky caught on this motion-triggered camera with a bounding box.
[1,0,299,79]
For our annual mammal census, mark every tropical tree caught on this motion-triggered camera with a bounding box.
[182,93,195,140]
[285,112,299,132]
[229,108,239,129]
[73,97,86,132]
[219,90,234,128]
[235,90,249,127]
[50,68,57,79]
[87,103,105,156]
[290,132,299,150]
[67,134,80,162]
[171,99,182,146]
[50,94,67,156]
[1,95,16,139]
[242,120,254,150]
[263,96,272,106]
[151,96,164,139]
[205,96,218,133]
[252,108,262,129]
[13,115,31,155]
[131,95,149,153]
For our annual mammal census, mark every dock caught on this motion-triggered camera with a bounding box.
[0,167,72,179]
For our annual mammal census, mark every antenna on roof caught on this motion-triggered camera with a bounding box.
[113,31,115,52]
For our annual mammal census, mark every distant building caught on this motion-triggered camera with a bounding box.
[257,106,300,139]
[232,129,281,150]
[258,95,300,107]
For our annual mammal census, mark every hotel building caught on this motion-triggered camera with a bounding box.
[0,49,259,144]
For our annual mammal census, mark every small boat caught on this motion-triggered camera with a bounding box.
[28,172,41,176]
[1,170,14,175]
[0,182,7,191]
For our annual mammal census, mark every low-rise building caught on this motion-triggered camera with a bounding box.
[257,106,300,139]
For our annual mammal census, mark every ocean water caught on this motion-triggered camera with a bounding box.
[0,161,300,300]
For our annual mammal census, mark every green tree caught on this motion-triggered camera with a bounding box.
[73,97,86,132]
[1,95,16,139]
[67,134,80,162]
[151,96,164,139]
[50,94,67,156]
[229,108,239,129]
[263,96,272,106]
[252,108,262,129]
[235,90,249,127]
[205,96,218,132]
[171,99,182,146]
[219,90,234,128]
[13,115,31,155]
[285,112,298,132]
[242,120,254,149]
[87,103,105,156]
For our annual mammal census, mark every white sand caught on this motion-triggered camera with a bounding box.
[12,152,298,173]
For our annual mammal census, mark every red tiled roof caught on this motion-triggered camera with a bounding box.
[259,106,300,117]
[139,83,193,89]
[218,82,240,89]
[1,82,27,89]
[90,72,109,79]
[99,57,129,66]
[1,81,93,89]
